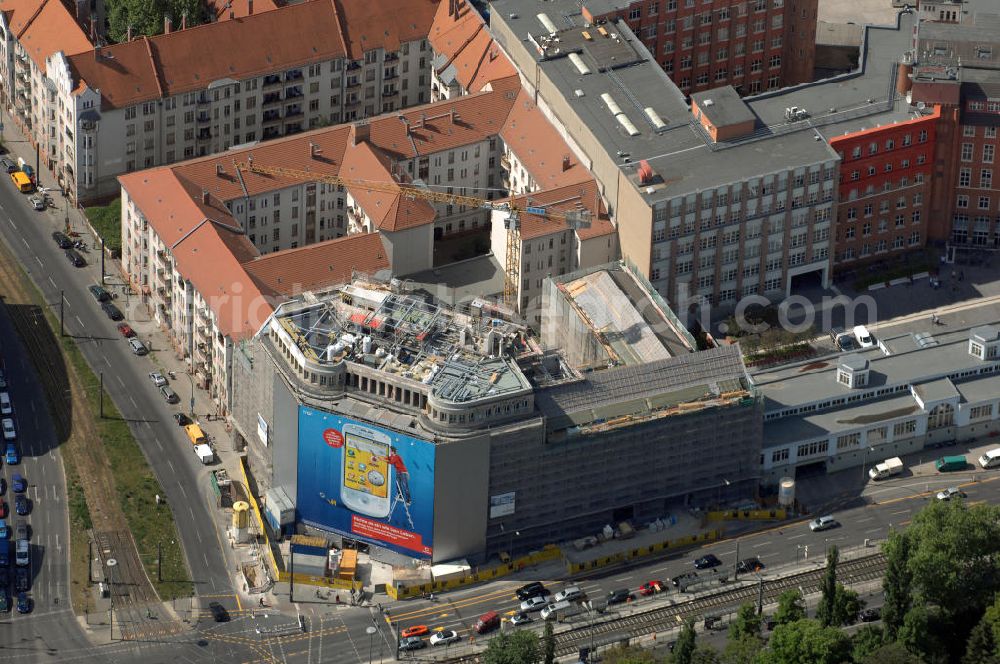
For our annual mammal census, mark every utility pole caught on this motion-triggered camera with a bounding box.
[101,237,106,284]
[34,143,39,189]
[157,542,162,582]
[99,372,104,418]
[289,545,294,601]
[733,540,741,581]
[59,290,65,336]
[756,576,764,615]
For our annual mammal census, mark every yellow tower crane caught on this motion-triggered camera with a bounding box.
[234,158,593,306]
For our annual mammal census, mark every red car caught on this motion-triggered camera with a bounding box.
[639,580,665,596]
[0,497,6,518]
[401,625,429,639]
[117,323,135,337]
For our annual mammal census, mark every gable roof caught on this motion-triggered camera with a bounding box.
[208,0,280,21]
[244,232,391,296]
[68,0,438,109]
[340,141,437,231]
[3,0,92,73]
[429,0,516,93]
[512,180,615,241]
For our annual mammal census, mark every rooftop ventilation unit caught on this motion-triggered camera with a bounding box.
[537,13,558,35]
[600,92,641,136]
[643,107,666,130]
[568,52,591,75]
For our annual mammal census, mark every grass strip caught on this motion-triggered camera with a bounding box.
[83,200,122,253]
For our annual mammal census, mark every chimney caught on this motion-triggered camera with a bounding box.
[229,10,234,19]
[216,164,225,177]
[181,12,187,30]
[202,190,210,204]
[353,121,370,146]
[310,142,323,158]
[248,0,253,15]
[562,155,571,172]
[126,24,132,42]
[164,16,171,34]
[449,109,456,124]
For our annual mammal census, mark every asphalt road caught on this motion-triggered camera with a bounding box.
[0,176,235,656]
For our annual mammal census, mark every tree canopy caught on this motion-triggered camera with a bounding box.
[105,0,206,43]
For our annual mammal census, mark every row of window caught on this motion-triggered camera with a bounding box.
[628,0,781,21]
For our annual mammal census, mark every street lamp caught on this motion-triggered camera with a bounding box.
[183,370,195,417]
[106,558,118,641]
[716,478,731,509]
[366,625,377,663]
[861,446,876,483]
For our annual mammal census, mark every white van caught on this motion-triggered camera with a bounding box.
[540,600,572,621]
[0,392,11,416]
[853,325,875,349]
[980,448,1000,469]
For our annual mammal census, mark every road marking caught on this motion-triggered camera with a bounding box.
[129,395,137,408]
[178,484,188,499]
[785,533,807,540]
[855,516,874,523]
[116,375,125,388]
[74,314,83,328]
[864,528,883,534]
[890,508,911,515]
[167,459,175,474]
[615,576,633,582]
[752,541,770,548]
[6,216,13,227]
[154,438,163,451]
[21,237,28,248]
[47,276,56,288]
[34,256,41,267]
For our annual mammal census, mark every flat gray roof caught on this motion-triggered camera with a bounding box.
[490,0,922,202]
[753,325,999,415]
[765,392,921,448]
[691,86,755,128]
[913,377,959,404]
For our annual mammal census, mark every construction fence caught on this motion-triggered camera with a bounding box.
[387,546,563,600]
[705,509,787,522]
[564,528,725,575]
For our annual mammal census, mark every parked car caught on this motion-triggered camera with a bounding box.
[401,625,429,639]
[0,519,7,539]
[101,301,123,321]
[208,601,229,622]
[117,323,135,337]
[671,572,698,588]
[858,608,881,623]
[13,496,27,516]
[694,554,722,570]
[606,588,634,605]
[639,580,666,596]
[0,392,11,416]
[1,418,15,441]
[553,586,584,603]
[28,196,45,211]
[14,520,27,541]
[809,515,839,532]
[0,159,16,174]
[0,587,8,612]
[398,636,427,651]
[737,557,765,574]
[0,498,6,519]
[515,581,548,601]
[174,413,192,426]
[128,338,148,355]
[0,477,6,494]
[936,487,966,501]
[65,249,86,268]
[0,370,6,389]
[16,592,31,614]
[510,612,532,626]
[520,596,549,612]
[148,371,167,387]
[11,474,25,493]
[13,567,28,592]
[160,386,179,404]
[51,231,72,249]
[429,629,461,646]
[88,285,111,302]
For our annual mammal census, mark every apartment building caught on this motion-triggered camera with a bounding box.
[428,0,516,101]
[578,0,817,96]
[0,0,93,177]
[41,0,439,203]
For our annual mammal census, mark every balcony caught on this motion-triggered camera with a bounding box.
[262,110,281,124]
[500,153,511,169]
[284,105,303,119]
[345,78,361,90]
[262,127,281,140]
[196,128,212,141]
[383,70,398,81]
[80,119,95,131]
[285,86,303,100]
[382,88,399,98]
[262,74,282,88]
[262,93,282,106]
[196,112,211,124]
[286,69,303,81]
[345,97,360,107]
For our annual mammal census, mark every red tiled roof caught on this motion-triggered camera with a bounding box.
[513,180,615,241]
[244,233,390,297]
[208,0,280,21]
[67,0,438,109]
[3,0,93,73]
[429,0,515,93]
[500,90,591,191]
[340,141,436,231]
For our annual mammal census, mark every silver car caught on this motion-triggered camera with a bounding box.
[160,386,179,404]
[809,515,838,531]
[520,595,549,612]
[148,371,167,387]
[129,338,148,355]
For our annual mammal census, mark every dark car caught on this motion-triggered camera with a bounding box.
[0,544,8,567]
[65,249,86,268]
[174,413,192,426]
[51,231,72,249]
[0,159,16,174]
[607,588,634,605]
[208,601,229,622]
[737,557,765,574]
[14,520,27,541]
[0,587,7,612]
[398,636,427,651]
[13,496,27,516]
[89,285,111,302]
[101,301,123,321]
[16,592,30,614]
[14,567,28,592]
[694,554,722,570]
[515,582,548,601]
[160,386,180,404]
[0,478,5,495]
[671,572,698,588]
[11,475,25,494]
[858,608,881,623]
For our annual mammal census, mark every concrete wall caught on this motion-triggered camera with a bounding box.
[432,434,491,562]
[383,224,434,276]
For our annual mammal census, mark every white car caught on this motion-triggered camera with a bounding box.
[520,595,549,612]
[148,371,167,387]
[429,630,461,646]
[510,612,532,626]
[809,515,838,532]
[936,487,966,501]
[1,417,15,441]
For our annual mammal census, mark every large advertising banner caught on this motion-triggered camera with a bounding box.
[296,407,436,558]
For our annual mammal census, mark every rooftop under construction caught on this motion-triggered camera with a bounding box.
[271,281,533,402]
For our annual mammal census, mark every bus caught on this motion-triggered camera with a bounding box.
[10,171,32,193]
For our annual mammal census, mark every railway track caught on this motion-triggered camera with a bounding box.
[437,552,887,662]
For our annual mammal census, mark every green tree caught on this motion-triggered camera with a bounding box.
[728,603,761,641]
[774,589,806,626]
[723,635,763,664]
[105,0,205,43]
[601,645,657,664]
[673,619,697,664]
[882,530,913,641]
[816,546,839,627]
[757,619,852,664]
[963,619,998,664]
[898,604,947,664]
[482,630,540,664]
[543,620,555,664]
[861,642,927,664]
[852,625,886,663]
[828,585,864,627]
[691,644,721,664]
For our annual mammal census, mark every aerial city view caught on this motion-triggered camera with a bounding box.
[0,0,998,661]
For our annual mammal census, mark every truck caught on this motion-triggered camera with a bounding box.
[185,424,207,446]
[194,444,214,464]
[868,456,903,480]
